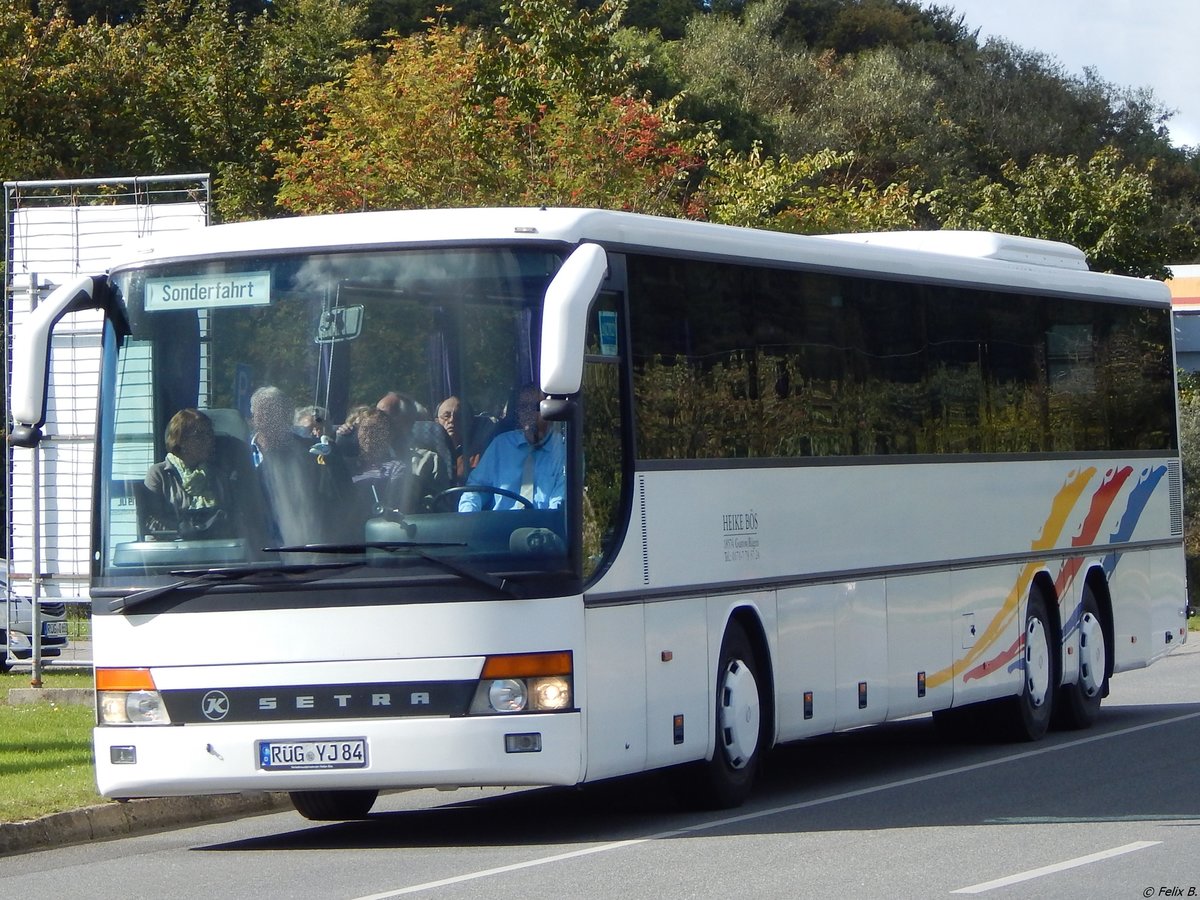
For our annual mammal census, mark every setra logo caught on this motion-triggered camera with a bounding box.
[201,690,231,721]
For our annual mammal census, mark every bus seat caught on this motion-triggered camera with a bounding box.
[410,419,454,475]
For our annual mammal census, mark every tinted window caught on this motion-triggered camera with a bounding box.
[627,254,1175,460]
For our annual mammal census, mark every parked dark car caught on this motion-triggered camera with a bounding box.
[1,562,67,671]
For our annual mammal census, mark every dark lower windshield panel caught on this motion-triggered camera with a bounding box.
[97,246,577,598]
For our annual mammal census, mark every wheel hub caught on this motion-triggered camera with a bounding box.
[1025,616,1050,708]
[719,658,761,769]
[1078,611,1107,698]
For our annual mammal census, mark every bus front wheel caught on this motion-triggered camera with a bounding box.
[289,788,378,821]
[683,621,764,809]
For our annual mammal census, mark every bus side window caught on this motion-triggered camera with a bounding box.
[581,290,626,581]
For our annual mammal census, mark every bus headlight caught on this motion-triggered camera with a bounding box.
[98,689,171,724]
[488,679,528,712]
[469,651,573,714]
[95,668,171,725]
[529,676,571,710]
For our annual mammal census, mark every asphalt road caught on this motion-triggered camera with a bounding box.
[2,641,1199,899]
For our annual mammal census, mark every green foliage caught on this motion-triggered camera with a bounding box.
[935,147,1199,277]
[702,143,922,232]
[360,0,505,37]
[670,0,822,154]
[770,0,961,54]
[670,2,969,187]
[660,0,1196,230]
[0,0,1195,290]
[0,0,365,218]
[0,0,1195,253]
[1178,369,1200,611]
[1180,370,1200,519]
[274,1,707,215]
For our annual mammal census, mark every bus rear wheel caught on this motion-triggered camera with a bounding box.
[683,621,764,809]
[1053,584,1108,730]
[289,788,378,821]
[997,586,1055,741]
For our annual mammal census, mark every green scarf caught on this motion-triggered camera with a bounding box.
[166,453,217,509]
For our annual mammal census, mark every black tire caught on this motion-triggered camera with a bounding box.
[682,622,766,809]
[1053,583,1108,730]
[996,585,1056,742]
[289,788,378,821]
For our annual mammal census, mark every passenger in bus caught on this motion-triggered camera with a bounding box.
[351,409,420,516]
[458,384,565,512]
[435,395,493,485]
[375,391,428,455]
[337,391,425,461]
[293,405,328,439]
[249,385,354,546]
[350,406,450,514]
[333,403,373,458]
[142,408,248,540]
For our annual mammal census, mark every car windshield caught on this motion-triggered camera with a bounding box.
[96,246,574,595]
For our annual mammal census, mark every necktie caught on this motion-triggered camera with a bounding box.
[520,449,536,503]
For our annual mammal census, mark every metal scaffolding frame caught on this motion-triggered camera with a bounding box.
[4,174,210,682]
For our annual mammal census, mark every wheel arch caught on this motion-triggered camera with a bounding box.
[726,605,776,750]
[1083,565,1116,685]
[1031,570,1064,688]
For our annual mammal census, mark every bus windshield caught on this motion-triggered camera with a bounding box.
[96,245,574,595]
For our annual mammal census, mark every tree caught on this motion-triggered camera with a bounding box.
[668,0,959,186]
[274,0,707,215]
[1178,369,1200,610]
[225,0,367,218]
[62,0,269,22]
[935,147,1198,278]
[359,0,504,39]
[0,0,365,218]
[701,143,922,233]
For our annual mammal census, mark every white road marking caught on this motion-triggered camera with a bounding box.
[352,709,1200,899]
[950,841,1161,894]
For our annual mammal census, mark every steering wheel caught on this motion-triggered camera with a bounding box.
[427,485,534,512]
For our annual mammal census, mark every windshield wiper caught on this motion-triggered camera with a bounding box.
[111,560,363,614]
[264,541,466,553]
[268,541,526,599]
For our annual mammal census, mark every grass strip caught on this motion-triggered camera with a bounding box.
[0,671,103,823]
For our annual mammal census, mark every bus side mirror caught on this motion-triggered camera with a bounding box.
[541,243,608,397]
[9,275,103,448]
[539,397,576,422]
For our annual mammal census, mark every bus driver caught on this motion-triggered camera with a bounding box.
[458,384,565,512]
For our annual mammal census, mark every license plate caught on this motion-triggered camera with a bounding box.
[43,621,67,637]
[257,738,368,771]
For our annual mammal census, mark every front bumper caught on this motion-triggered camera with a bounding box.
[94,712,584,798]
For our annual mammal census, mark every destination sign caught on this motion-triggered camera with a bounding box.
[145,272,271,311]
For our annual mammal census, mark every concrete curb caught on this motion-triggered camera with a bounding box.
[7,687,94,706]
[0,792,294,858]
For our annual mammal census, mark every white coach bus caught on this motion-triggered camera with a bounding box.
[9,208,1186,820]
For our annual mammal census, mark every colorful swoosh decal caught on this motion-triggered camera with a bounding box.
[926,462,1164,690]
[1057,467,1133,639]
[1100,465,1167,579]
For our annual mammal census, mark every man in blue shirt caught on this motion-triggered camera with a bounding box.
[459,384,565,511]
